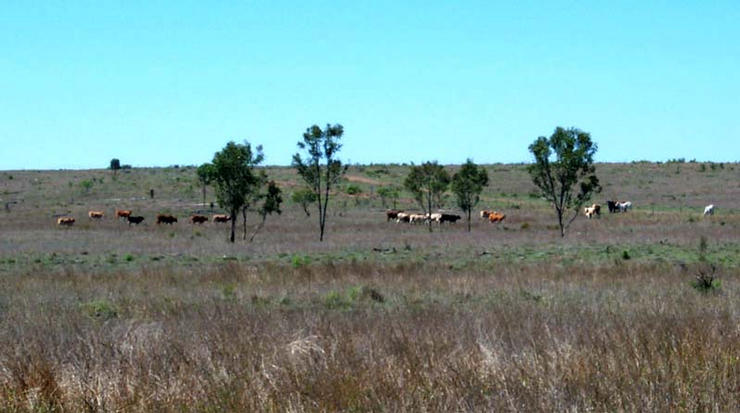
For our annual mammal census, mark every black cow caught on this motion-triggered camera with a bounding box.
[127,215,145,225]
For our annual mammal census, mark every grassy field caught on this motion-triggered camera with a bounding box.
[0,162,738,411]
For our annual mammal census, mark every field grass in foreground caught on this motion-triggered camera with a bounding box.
[0,260,737,411]
[1,163,739,411]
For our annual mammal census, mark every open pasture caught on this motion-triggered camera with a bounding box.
[0,162,738,411]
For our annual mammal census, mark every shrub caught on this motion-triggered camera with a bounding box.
[692,265,721,293]
[621,250,631,260]
[346,184,362,195]
[79,299,118,320]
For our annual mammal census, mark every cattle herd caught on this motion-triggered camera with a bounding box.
[55,209,232,227]
[55,202,717,228]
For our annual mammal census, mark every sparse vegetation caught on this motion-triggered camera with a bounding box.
[0,162,738,411]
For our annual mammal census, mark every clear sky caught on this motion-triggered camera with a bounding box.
[1,1,738,170]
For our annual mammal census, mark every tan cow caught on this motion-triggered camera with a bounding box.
[57,217,75,226]
[88,210,104,219]
[212,214,231,223]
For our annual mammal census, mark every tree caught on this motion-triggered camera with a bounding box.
[376,186,400,209]
[292,188,317,217]
[403,161,450,232]
[452,159,489,232]
[211,141,265,243]
[528,127,601,237]
[241,170,268,240]
[249,181,283,242]
[109,158,121,176]
[292,123,347,241]
[197,163,215,208]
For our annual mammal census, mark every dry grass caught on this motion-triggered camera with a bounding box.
[0,261,737,411]
[1,163,739,411]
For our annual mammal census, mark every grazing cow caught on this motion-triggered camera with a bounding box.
[156,214,178,225]
[617,201,632,212]
[396,212,410,223]
[57,217,75,226]
[88,210,104,219]
[115,209,132,219]
[409,213,429,224]
[584,204,601,219]
[703,204,715,216]
[439,213,462,224]
[480,210,492,219]
[606,200,619,213]
[190,214,208,224]
[488,212,506,223]
[386,209,404,222]
[429,213,443,223]
[212,214,231,223]
[127,215,145,225]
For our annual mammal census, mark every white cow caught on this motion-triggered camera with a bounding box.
[617,201,632,212]
[409,213,429,224]
[703,204,715,216]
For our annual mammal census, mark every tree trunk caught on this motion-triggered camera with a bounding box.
[242,207,248,240]
[202,185,206,208]
[249,215,267,242]
[427,192,433,233]
[229,208,236,243]
[467,208,471,232]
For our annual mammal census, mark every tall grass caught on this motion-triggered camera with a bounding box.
[0,260,736,411]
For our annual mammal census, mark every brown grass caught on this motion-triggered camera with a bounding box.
[0,163,739,411]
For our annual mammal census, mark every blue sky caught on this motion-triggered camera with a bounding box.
[1,1,738,170]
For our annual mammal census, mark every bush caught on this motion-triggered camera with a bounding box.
[346,184,362,195]
[692,265,721,293]
[621,250,631,260]
[79,300,118,320]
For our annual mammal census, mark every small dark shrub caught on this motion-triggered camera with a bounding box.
[621,250,631,260]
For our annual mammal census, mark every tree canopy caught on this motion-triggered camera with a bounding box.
[404,161,450,232]
[292,123,347,241]
[451,159,489,232]
[528,127,601,237]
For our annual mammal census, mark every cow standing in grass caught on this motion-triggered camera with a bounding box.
[88,210,104,219]
[156,214,178,225]
[704,204,715,216]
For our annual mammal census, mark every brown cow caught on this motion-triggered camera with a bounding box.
[156,214,178,224]
[190,214,208,224]
[88,210,104,219]
[212,214,231,223]
[480,210,492,219]
[386,209,404,222]
[57,217,75,226]
[488,212,506,223]
[115,209,132,219]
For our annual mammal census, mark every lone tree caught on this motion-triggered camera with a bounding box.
[404,161,450,232]
[377,185,400,209]
[292,123,347,241]
[451,159,489,232]
[291,188,316,217]
[249,180,283,242]
[196,163,216,208]
[211,141,265,243]
[109,158,121,176]
[528,126,601,237]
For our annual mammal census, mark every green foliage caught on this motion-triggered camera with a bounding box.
[211,141,265,243]
[345,184,362,195]
[109,158,121,171]
[80,299,118,320]
[621,250,631,260]
[376,185,400,208]
[291,254,311,268]
[292,188,317,217]
[452,159,489,231]
[404,161,450,232]
[691,265,721,293]
[124,254,134,262]
[323,290,352,310]
[527,127,601,237]
[292,123,347,241]
[79,180,93,193]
